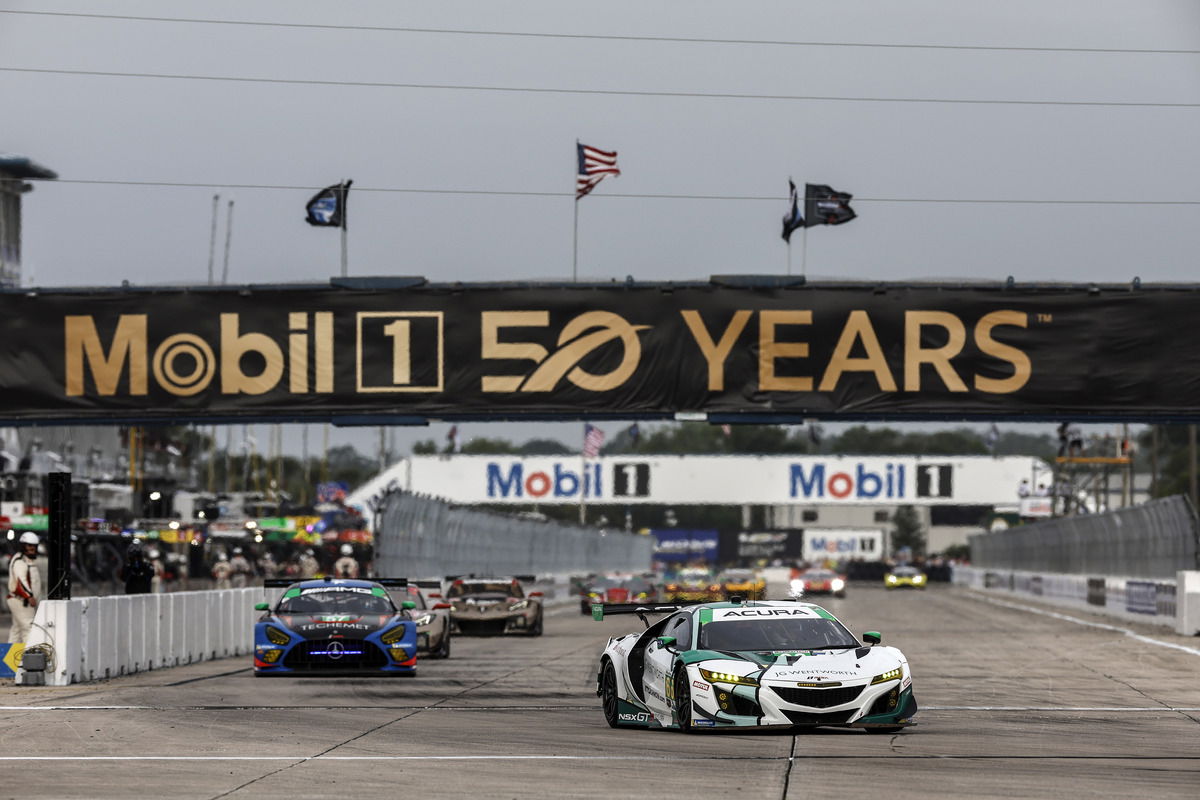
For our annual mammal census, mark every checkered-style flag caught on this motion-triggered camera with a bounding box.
[582,423,606,458]
[576,143,620,199]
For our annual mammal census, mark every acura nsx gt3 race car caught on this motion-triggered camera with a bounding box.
[885,565,928,590]
[593,599,916,732]
[254,577,419,675]
[445,576,545,636]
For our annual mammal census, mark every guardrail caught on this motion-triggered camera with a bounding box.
[954,565,1200,635]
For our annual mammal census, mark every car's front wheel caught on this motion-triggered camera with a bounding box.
[432,629,451,659]
[601,661,620,728]
[672,665,694,733]
[529,612,544,636]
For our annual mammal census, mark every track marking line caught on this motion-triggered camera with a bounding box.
[926,706,1200,712]
[964,592,1200,657]
[1,754,1198,762]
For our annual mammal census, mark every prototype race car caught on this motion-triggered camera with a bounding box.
[885,565,927,590]
[718,569,767,600]
[791,568,847,598]
[254,577,419,675]
[663,568,723,603]
[446,576,544,636]
[593,599,916,733]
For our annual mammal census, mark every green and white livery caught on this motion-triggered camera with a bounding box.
[593,599,917,733]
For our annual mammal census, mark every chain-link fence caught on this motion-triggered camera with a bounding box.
[969,495,1200,579]
[374,490,654,578]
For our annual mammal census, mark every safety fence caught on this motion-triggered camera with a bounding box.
[953,566,1200,635]
[968,495,1200,579]
[16,588,259,686]
[374,490,655,579]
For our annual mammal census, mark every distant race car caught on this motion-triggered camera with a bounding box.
[403,581,454,658]
[791,569,847,598]
[718,569,767,600]
[580,575,660,614]
[885,566,927,590]
[446,576,545,636]
[593,599,916,733]
[253,577,419,675]
[664,568,723,603]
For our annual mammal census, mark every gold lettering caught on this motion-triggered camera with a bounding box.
[220,313,284,395]
[289,312,309,393]
[480,311,550,392]
[681,310,751,392]
[759,310,813,392]
[818,310,897,392]
[64,315,147,396]
[974,310,1031,393]
[313,312,333,393]
[152,333,215,396]
[904,311,967,391]
[524,311,647,392]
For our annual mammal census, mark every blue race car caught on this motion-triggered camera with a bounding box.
[254,577,419,676]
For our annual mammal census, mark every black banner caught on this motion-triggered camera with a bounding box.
[2,280,1199,423]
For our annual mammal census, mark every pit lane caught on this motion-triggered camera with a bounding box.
[2,585,1198,799]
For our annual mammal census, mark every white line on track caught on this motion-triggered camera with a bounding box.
[4,705,1197,713]
[926,706,1200,712]
[965,592,1200,657]
[0,755,761,762]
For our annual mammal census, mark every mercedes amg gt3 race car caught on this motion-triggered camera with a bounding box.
[253,577,419,675]
[593,599,916,733]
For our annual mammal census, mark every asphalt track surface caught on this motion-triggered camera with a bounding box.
[2,584,1199,799]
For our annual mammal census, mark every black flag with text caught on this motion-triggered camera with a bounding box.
[804,183,856,226]
[305,180,352,228]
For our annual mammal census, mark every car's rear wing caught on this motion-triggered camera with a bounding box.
[262,577,408,588]
[410,579,443,590]
[591,602,687,623]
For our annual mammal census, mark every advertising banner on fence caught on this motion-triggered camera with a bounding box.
[4,281,1200,422]
[358,454,1044,506]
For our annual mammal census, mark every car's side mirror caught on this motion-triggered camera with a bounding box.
[863,631,882,645]
[528,591,544,598]
[254,602,269,611]
[433,602,452,610]
[656,636,677,650]
[402,600,417,610]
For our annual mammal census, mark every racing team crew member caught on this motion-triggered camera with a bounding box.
[122,540,155,594]
[7,532,43,643]
[334,544,359,579]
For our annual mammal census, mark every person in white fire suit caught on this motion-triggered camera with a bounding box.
[7,532,44,643]
[333,544,360,579]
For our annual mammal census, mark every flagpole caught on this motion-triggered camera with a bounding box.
[206,193,220,285]
[573,198,580,283]
[786,240,792,276]
[221,199,234,284]
[800,226,809,280]
[340,180,349,278]
[579,429,587,525]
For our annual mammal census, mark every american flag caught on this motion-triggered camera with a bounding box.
[582,423,606,458]
[576,143,620,199]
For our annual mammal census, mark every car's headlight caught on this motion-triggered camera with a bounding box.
[831,579,845,591]
[511,600,530,610]
[258,648,283,663]
[699,668,759,687]
[886,575,898,584]
[381,625,409,645]
[389,647,411,662]
[913,575,926,584]
[264,625,291,645]
[411,614,433,626]
[871,667,903,684]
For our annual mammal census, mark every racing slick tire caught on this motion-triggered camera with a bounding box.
[672,665,695,734]
[431,630,451,659]
[529,611,544,637]
[600,660,620,728]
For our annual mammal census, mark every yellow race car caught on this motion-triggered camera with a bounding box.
[885,566,927,590]
[718,569,767,600]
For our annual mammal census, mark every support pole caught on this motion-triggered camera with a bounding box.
[46,472,72,600]
[220,199,234,284]
[206,194,220,285]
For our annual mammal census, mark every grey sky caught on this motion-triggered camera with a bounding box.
[2,0,1194,456]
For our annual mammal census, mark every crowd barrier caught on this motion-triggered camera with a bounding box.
[953,565,1200,635]
[16,588,260,686]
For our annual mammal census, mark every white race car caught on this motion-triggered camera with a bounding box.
[593,599,917,733]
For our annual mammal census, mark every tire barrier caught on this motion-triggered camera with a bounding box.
[373,490,654,579]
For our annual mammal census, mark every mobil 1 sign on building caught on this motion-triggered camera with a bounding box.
[354,454,1042,508]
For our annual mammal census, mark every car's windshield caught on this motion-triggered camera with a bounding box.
[448,581,519,598]
[277,588,396,615]
[804,571,836,580]
[722,571,756,582]
[677,570,711,583]
[893,567,921,576]
[699,618,859,651]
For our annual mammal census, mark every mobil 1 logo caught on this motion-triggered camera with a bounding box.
[355,312,444,393]
[612,462,650,497]
[916,464,952,498]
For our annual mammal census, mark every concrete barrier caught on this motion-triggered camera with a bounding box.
[16,588,260,686]
[954,566,1200,635]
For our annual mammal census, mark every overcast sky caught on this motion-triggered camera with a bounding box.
[3,1,1195,456]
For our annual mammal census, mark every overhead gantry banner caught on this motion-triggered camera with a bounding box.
[1,280,1195,423]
